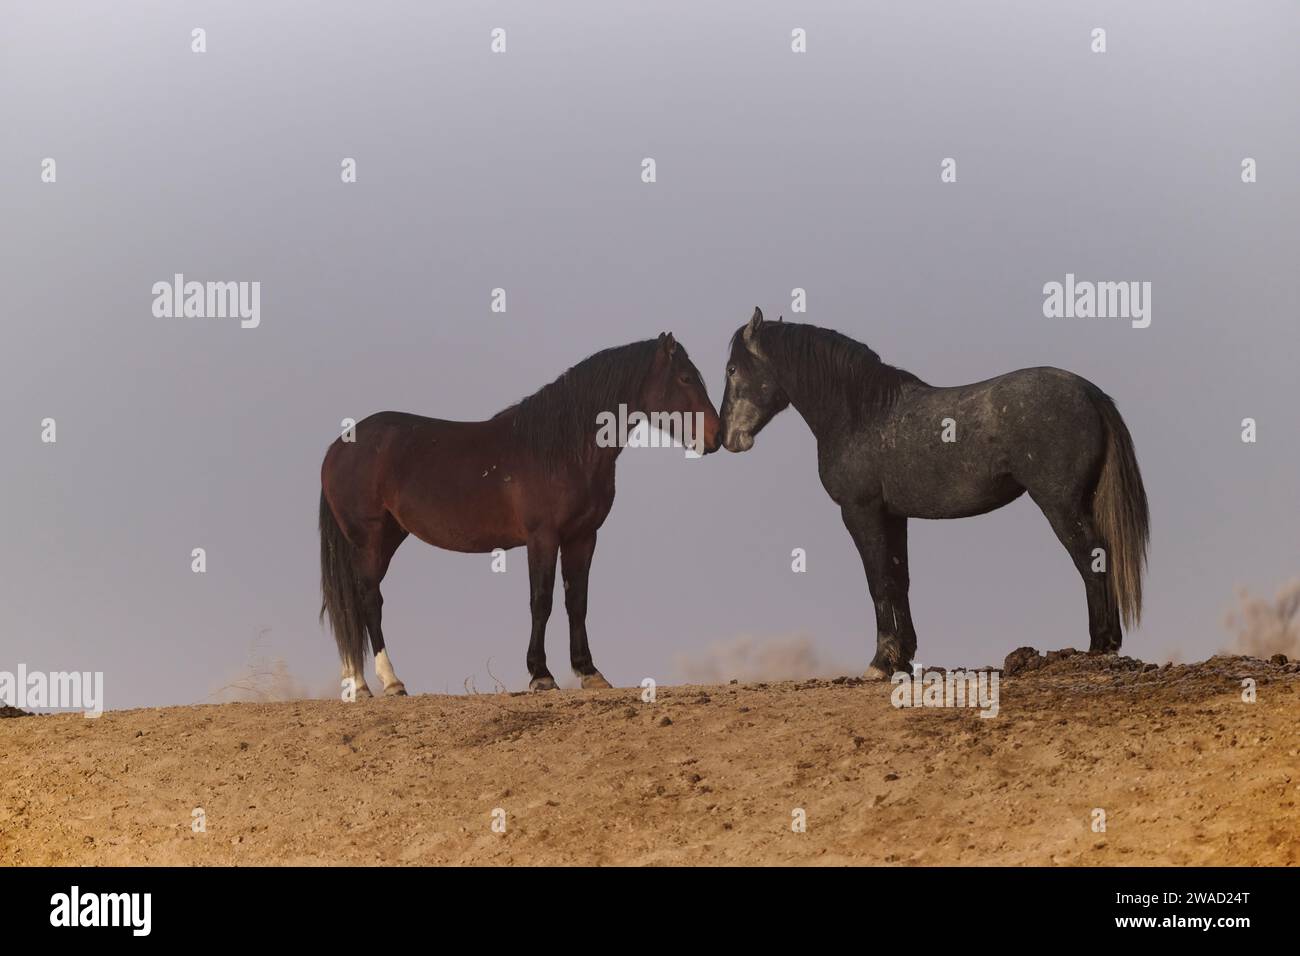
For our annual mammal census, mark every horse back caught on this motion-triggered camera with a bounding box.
[828,368,1110,517]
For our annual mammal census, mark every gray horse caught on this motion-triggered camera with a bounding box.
[719,308,1149,678]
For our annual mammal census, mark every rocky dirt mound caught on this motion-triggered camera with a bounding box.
[1001,646,1298,695]
[1004,645,1295,677]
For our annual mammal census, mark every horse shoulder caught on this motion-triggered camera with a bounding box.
[815,424,883,506]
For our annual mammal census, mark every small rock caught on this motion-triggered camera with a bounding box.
[1003,646,1043,676]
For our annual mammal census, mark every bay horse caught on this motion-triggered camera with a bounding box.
[320,333,721,696]
[719,309,1149,678]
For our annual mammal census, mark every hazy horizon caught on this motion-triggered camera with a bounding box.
[2,0,1297,711]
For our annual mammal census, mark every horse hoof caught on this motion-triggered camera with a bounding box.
[529,676,558,691]
[580,672,612,690]
[383,684,408,697]
[863,666,891,682]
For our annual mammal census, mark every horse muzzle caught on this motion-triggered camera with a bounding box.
[722,429,754,453]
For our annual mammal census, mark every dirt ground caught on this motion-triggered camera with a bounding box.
[2,649,1297,866]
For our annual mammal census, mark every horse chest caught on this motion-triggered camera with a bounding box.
[817,440,879,505]
[546,468,616,537]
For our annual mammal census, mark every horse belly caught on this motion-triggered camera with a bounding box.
[388,466,526,553]
[398,497,524,552]
[886,471,1025,519]
[881,439,1025,519]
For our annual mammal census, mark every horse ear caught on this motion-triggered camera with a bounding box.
[743,307,764,343]
[777,315,784,323]
[661,332,677,356]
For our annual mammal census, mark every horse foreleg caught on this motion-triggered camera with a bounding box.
[525,534,560,690]
[841,503,917,680]
[561,532,611,688]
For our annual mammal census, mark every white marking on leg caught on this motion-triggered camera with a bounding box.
[375,649,405,694]
[341,662,373,699]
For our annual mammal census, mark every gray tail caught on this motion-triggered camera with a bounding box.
[319,491,367,675]
[1088,389,1150,630]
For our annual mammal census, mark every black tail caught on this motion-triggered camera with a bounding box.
[319,491,367,676]
[1087,389,1150,631]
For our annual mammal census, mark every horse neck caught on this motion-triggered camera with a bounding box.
[772,355,851,442]
[773,347,911,442]
[582,368,652,470]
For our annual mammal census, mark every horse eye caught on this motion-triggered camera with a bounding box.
[727,366,737,376]
[678,374,691,384]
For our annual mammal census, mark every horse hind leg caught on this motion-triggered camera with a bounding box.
[354,514,410,697]
[365,589,407,697]
[1035,497,1122,654]
[341,661,373,701]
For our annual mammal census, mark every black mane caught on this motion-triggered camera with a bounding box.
[740,322,923,423]
[497,339,659,470]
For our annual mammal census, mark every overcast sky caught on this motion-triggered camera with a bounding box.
[2,0,1297,710]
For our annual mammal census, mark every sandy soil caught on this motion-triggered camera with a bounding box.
[2,649,1297,866]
